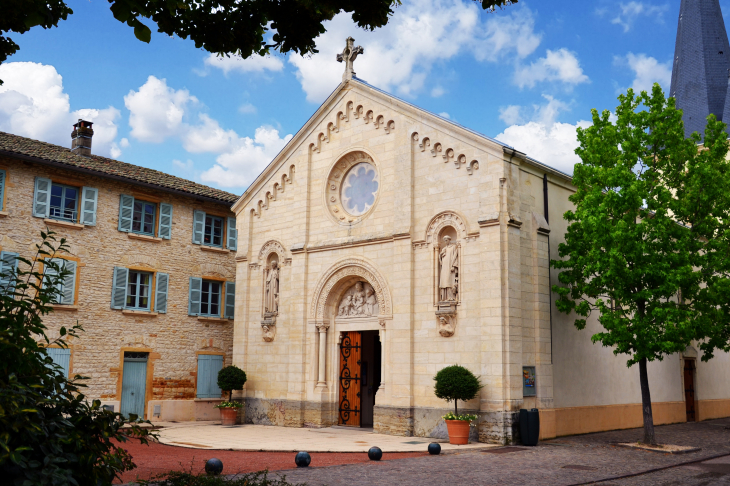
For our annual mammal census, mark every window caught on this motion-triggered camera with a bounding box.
[43,258,78,305]
[196,354,223,398]
[49,183,79,222]
[126,271,151,310]
[0,169,6,211]
[188,278,235,318]
[47,347,71,378]
[132,200,156,235]
[200,280,221,316]
[118,195,173,239]
[0,251,19,296]
[33,178,98,225]
[111,267,169,313]
[204,215,223,247]
[192,210,237,250]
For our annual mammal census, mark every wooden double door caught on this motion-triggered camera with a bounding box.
[338,331,381,427]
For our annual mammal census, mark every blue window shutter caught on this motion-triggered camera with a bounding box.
[158,203,173,240]
[197,355,212,398]
[33,177,52,218]
[61,260,77,305]
[192,210,205,244]
[224,282,235,319]
[0,251,19,296]
[0,169,6,211]
[80,187,98,226]
[118,195,134,232]
[47,347,71,377]
[210,355,223,398]
[111,267,128,309]
[155,272,169,313]
[188,277,202,315]
[43,258,60,301]
[227,217,237,250]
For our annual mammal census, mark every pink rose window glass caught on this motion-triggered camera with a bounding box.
[340,162,379,216]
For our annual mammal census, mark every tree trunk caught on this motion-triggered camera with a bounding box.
[639,357,657,445]
[455,400,458,417]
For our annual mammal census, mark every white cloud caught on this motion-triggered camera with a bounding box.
[438,112,451,119]
[200,126,292,188]
[615,52,671,93]
[514,48,589,89]
[431,86,446,98]
[496,120,590,175]
[611,2,668,32]
[204,53,284,75]
[0,62,122,157]
[499,95,570,126]
[124,76,197,143]
[239,102,257,114]
[499,105,524,125]
[289,1,542,103]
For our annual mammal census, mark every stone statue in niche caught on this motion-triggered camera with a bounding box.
[438,235,459,302]
[265,261,279,315]
[337,281,379,317]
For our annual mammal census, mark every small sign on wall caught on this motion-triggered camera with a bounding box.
[523,366,536,397]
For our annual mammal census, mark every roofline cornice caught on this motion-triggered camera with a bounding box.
[0,150,236,207]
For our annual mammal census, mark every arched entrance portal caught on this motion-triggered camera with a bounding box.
[310,258,392,428]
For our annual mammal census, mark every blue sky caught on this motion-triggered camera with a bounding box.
[1,0,726,195]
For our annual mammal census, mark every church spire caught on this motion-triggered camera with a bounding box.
[670,0,730,139]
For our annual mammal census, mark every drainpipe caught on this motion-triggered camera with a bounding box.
[543,174,553,364]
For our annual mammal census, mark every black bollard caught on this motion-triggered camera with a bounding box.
[368,446,383,461]
[295,451,311,468]
[428,443,441,455]
[205,458,223,475]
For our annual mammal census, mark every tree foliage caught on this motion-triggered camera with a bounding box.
[0,0,517,85]
[433,365,482,416]
[553,84,730,444]
[217,365,247,401]
[0,230,154,485]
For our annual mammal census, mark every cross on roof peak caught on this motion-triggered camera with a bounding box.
[336,37,364,81]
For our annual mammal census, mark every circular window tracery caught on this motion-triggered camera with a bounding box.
[325,151,380,224]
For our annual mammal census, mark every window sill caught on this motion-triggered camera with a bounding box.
[49,304,78,311]
[0,211,8,218]
[122,309,158,317]
[128,233,162,243]
[197,316,231,323]
[201,245,230,254]
[194,398,224,402]
[44,219,84,230]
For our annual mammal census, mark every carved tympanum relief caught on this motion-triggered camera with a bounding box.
[325,152,379,225]
[336,281,380,318]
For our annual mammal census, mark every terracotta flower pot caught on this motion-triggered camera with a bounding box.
[219,407,238,426]
[445,419,471,445]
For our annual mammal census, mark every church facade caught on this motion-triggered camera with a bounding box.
[230,37,730,444]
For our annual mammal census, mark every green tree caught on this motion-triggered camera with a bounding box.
[217,365,247,401]
[433,365,482,416]
[0,230,154,485]
[0,0,517,84]
[552,84,730,445]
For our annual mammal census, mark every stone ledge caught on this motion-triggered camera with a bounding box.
[128,233,162,243]
[201,245,230,254]
[0,211,8,218]
[197,316,231,323]
[44,218,84,230]
[49,304,78,311]
[122,309,158,317]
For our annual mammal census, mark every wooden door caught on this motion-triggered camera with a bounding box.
[684,359,696,422]
[121,354,148,419]
[338,331,362,426]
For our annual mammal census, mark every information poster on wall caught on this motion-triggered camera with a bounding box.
[523,366,536,397]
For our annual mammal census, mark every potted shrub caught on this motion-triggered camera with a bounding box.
[215,365,247,426]
[434,364,482,445]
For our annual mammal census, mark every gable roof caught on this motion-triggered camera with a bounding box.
[0,131,238,205]
[233,77,572,212]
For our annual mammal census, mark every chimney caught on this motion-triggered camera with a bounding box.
[71,119,94,156]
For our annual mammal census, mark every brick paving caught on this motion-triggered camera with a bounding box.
[258,418,730,486]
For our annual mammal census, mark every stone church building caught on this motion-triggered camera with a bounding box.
[230,24,730,443]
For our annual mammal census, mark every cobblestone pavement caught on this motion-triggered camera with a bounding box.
[263,418,730,486]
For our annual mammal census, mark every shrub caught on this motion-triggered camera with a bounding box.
[433,364,482,417]
[0,230,154,485]
[217,365,247,401]
[136,470,303,486]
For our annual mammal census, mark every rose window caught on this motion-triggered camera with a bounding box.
[325,151,380,224]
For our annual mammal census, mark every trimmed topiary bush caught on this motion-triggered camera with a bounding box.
[217,365,247,401]
[434,364,482,417]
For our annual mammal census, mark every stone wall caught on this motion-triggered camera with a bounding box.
[0,157,236,419]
